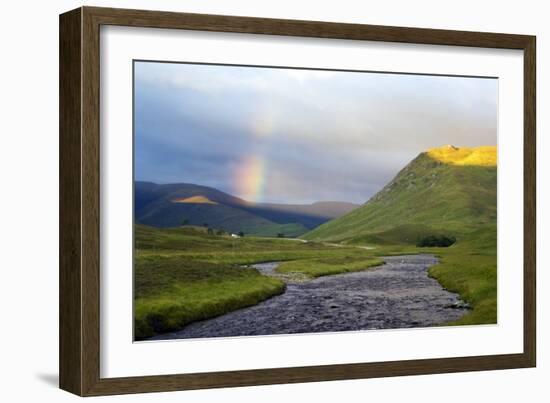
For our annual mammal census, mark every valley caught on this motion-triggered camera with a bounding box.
[134,145,497,340]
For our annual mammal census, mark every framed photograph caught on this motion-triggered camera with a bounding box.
[59,6,536,396]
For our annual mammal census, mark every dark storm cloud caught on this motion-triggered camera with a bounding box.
[134,62,497,204]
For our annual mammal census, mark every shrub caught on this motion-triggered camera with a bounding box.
[416,234,456,247]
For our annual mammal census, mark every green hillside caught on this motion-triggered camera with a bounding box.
[303,145,497,244]
[138,201,309,237]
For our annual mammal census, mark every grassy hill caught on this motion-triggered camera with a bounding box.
[138,199,309,237]
[303,145,497,244]
[135,181,357,237]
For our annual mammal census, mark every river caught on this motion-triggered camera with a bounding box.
[149,254,468,340]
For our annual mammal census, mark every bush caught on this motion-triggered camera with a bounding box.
[416,234,456,247]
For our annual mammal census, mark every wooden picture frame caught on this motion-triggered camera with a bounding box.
[59,6,536,396]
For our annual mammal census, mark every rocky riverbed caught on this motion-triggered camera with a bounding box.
[149,254,469,340]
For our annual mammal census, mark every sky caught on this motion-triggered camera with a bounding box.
[134,61,497,204]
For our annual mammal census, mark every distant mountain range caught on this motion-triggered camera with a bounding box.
[135,181,359,237]
[303,145,497,244]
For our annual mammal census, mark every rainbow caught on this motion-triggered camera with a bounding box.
[231,102,281,202]
[231,103,279,202]
[233,155,266,203]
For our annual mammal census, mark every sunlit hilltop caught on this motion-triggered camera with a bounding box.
[426,145,497,166]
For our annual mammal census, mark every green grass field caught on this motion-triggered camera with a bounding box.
[134,222,496,339]
[134,225,383,340]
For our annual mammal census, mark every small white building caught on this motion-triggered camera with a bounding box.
[230,233,241,238]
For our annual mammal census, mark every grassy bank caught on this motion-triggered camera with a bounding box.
[135,256,286,340]
[426,225,497,325]
[277,256,383,278]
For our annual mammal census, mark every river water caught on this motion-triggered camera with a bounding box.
[150,254,468,340]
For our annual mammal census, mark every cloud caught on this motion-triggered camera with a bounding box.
[134,61,497,204]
